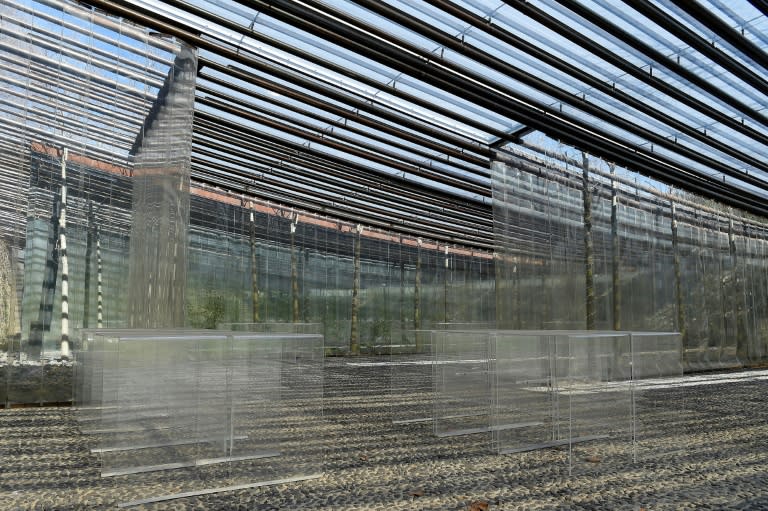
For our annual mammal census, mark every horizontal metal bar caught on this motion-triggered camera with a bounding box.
[544,0,768,130]
[334,0,768,195]
[160,0,509,142]
[197,94,488,192]
[194,108,490,201]
[424,0,768,177]
[196,81,489,178]
[656,0,768,79]
[34,0,179,53]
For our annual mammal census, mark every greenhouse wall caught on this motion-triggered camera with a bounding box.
[185,191,496,354]
[492,144,768,369]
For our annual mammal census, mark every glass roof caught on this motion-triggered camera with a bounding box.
[6,0,768,246]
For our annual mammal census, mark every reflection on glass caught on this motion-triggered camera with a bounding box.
[492,144,768,370]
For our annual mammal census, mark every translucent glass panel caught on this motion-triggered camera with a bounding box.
[630,332,685,465]
[492,332,557,453]
[493,330,633,463]
[563,333,633,476]
[0,0,196,405]
[491,160,586,330]
[389,323,495,425]
[389,329,435,425]
[127,45,196,328]
[432,330,494,438]
[493,147,768,370]
[76,330,323,505]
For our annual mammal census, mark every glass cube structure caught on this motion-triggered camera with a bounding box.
[74,329,323,506]
[432,329,495,438]
[425,327,682,476]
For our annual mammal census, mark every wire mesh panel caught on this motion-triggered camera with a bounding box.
[563,332,633,476]
[432,330,494,438]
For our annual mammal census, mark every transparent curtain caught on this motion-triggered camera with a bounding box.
[491,140,768,371]
[0,0,189,405]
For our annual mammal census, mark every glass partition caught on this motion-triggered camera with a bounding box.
[74,329,324,506]
[432,330,494,438]
[492,143,768,371]
[630,332,686,465]
[0,0,196,406]
[563,332,633,476]
[493,331,558,454]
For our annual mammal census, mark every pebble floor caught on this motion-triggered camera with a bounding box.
[1,358,767,510]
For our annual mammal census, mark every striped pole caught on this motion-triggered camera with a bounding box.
[59,147,70,357]
[96,226,103,329]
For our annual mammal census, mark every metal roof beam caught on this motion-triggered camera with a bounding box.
[197,87,488,182]
[506,0,768,134]
[747,0,768,17]
[193,111,490,208]
[196,74,489,171]
[191,122,489,217]
[666,0,768,74]
[190,158,494,246]
[363,0,768,183]
[242,0,768,214]
[193,143,489,232]
[120,0,511,143]
[207,60,491,161]
[622,0,768,93]
[198,96,489,198]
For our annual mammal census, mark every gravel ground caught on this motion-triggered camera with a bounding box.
[1,357,767,510]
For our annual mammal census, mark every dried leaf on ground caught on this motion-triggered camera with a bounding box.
[584,455,601,463]
[468,500,489,511]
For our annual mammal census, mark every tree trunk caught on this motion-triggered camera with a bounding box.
[83,200,93,330]
[730,219,748,361]
[96,227,103,329]
[582,153,595,330]
[414,240,423,351]
[350,226,362,355]
[400,260,406,344]
[443,246,449,324]
[291,220,299,323]
[250,206,260,322]
[303,248,310,323]
[494,252,503,327]
[610,164,621,330]
[0,239,19,344]
[671,202,687,350]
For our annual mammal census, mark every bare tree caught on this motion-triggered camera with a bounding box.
[414,238,423,351]
[671,201,686,346]
[249,202,260,322]
[610,163,621,330]
[582,152,595,330]
[349,224,363,355]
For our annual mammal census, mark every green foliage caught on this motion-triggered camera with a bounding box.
[371,318,391,343]
[186,291,226,329]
